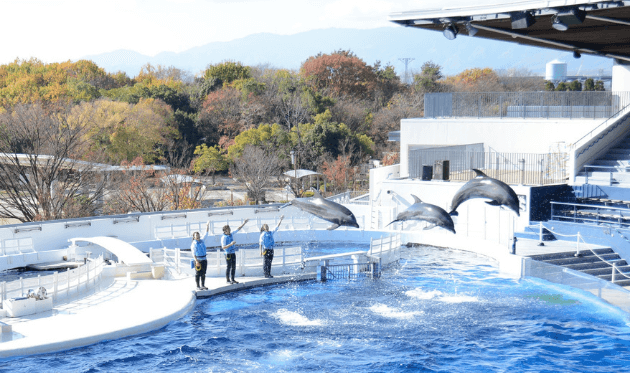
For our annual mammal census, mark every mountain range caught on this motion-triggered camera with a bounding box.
[83,27,612,78]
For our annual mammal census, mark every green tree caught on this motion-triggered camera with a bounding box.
[584,78,595,91]
[193,144,228,184]
[413,61,444,92]
[203,61,252,87]
[569,80,582,91]
[556,82,569,91]
[544,81,556,91]
[595,80,605,91]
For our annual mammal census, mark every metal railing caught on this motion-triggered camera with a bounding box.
[0,256,105,304]
[409,149,567,185]
[154,246,304,277]
[550,201,630,228]
[425,92,630,119]
[327,190,370,205]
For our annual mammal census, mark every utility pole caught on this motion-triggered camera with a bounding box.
[398,57,415,84]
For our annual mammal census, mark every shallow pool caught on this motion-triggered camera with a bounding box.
[4,244,630,372]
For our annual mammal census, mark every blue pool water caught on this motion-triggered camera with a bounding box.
[4,244,630,372]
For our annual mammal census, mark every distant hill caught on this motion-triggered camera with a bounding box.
[83,27,612,78]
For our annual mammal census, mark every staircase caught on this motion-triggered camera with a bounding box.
[528,248,630,287]
[575,135,630,186]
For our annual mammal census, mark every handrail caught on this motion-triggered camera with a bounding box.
[572,100,630,152]
[544,227,630,282]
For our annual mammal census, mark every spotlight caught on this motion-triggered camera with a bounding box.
[511,11,536,29]
[466,23,478,36]
[552,16,569,31]
[573,50,581,59]
[443,24,458,40]
[555,8,586,26]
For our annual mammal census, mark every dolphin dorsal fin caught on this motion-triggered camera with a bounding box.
[411,194,422,204]
[311,188,324,199]
[472,169,487,178]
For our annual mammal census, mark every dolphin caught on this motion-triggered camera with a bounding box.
[284,189,360,230]
[387,194,455,234]
[449,169,520,216]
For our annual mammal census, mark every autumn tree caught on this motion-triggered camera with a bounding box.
[321,155,355,193]
[0,103,108,222]
[300,50,378,99]
[231,146,282,202]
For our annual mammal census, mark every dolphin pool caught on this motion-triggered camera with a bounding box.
[3,244,630,372]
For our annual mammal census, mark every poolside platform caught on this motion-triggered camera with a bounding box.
[0,273,314,359]
[513,238,610,257]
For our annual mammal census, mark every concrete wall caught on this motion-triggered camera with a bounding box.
[400,117,600,177]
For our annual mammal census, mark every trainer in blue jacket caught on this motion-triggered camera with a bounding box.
[191,221,211,290]
[259,215,284,278]
[221,219,249,284]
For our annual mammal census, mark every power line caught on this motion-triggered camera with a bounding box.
[398,58,415,84]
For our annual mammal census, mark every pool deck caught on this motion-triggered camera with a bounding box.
[0,273,315,359]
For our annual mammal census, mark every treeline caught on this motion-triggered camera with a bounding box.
[0,54,548,219]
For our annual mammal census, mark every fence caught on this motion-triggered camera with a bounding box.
[409,149,567,185]
[153,246,304,277]
[154,214,367,240]
[550,201,630,228]
[425,92,630,119]
[0,256,105,305]
[327,190,370,205]
[368,234,402,269]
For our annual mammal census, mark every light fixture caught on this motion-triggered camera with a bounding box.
[65,221,91,229]
[161,213,187,220]
[552,15,569,31]
[573,50,581,59]
[466,23,478,36]
[208,210,233,216]
[555,8,586,26]
[255,207,281,214]
[113,216,140,224]
[14,226,42,234]
[511,11,536,29]
[443,24,458,40]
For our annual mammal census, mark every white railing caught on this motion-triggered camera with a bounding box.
[0,256,105,305]
[153,246,304,277]
[368,234,402,267]
[1,237,35,256]
[153,214,367,239]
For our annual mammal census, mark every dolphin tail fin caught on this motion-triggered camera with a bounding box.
[385,220,398,227]
[472,169,487,178]
[326,223,340,230]
[449,210,459,216]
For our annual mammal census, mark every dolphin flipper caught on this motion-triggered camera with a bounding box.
[423,223,437,230]
[485,201,501,206]
[449,210,459,216]
[326,223,340,230]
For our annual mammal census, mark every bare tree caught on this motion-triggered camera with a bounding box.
[231,146,282,202]
[0,103,108,222]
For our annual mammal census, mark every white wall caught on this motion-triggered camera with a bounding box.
[612,60,630,92]
[400,117,600,177]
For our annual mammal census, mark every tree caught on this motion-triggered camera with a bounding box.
[413,61,444,92]
[595,80,605,91]
[321,155,355,193]
[71,98,178,164]
[300,50,378,99]
[584,78,595,91]
[231,146,282,202]
[193,144,228,184]
[544,81,556,91]
[556,82,569,91]
[203,61,252,87]
[569,80,582,91]
[0,103,107,222]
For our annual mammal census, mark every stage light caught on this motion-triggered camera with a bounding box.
[573,50,581,59]
[552,16,569,31]
[466,23,478,36]
[511,11,536,29]
[443,24,458,40]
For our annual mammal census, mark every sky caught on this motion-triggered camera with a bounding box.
[0,0,442,64]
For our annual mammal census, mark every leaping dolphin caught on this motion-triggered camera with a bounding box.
[387,194,455,234]
[449,169,520,216]
[284,189,360,230]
